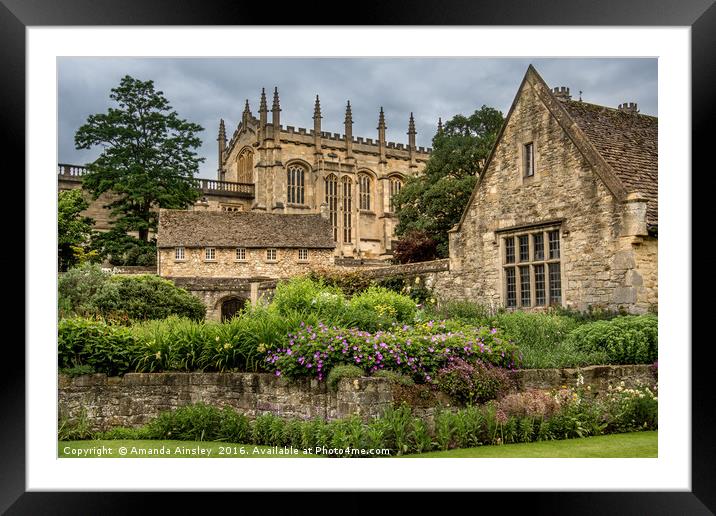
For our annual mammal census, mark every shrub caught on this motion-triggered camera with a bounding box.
[58,317,136,376]
[307,267,376,297]
[145,403,225,441]
[349,286,417,324]
[271,276,346,317]
[393,229,438,264]
[89,275,206,321]
[58,263,110,317]
[601,382,658,433]
[564,315,658,364]
[326,365,364,391]
[434,358,514,405]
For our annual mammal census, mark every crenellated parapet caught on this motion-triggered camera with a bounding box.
[220,93,433,169]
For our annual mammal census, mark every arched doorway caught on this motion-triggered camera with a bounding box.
[221,297,246,322]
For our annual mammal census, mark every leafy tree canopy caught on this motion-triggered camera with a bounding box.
[75,75,205,248]
[58,189,97,271]
[393,106,504,257]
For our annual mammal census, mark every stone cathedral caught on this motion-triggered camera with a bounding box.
[212,87,432,260]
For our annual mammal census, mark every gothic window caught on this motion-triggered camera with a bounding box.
[325,174,338,241]
[287,164,305,204]
[237,148,253,183]
[359,173,371,211]
[503,227,562,308]
[389,176,403,212]
[342,176,352,243]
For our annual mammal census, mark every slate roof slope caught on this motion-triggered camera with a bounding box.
[561,100,658,229]
[157,210,336,249]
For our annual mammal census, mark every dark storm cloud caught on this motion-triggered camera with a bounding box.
[58,57,657,179]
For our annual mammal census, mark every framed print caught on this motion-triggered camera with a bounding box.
[6,0,711,512]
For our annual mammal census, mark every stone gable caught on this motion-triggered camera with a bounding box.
[434,66,657,314]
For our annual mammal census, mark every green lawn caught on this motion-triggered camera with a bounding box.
[59,431,656,458]
[404,431,657,458]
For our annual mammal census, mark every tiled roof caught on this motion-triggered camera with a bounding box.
[157,210,336,249]
[561,100,658,228]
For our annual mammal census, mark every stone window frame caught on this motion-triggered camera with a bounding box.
[518,132,539,184]
[298,248,309,262]
[204,247,216,262]
[287,163,306,205]
[266,248,277,262]
[174,246,185,261]
[499,222,564,309]
[325,174,339,241]
[235,247,247,262]
[341,176,353,243]
[388,174,404,213]
[236,147,253,184]
[358,172,372,211]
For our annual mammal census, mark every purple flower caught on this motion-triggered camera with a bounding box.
[275,370,281,377]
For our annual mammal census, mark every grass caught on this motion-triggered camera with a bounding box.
[59,431,657,458]
[517,340,609,369]
[403,431,657,458]
[58,440,317,458]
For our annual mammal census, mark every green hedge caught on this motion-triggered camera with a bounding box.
[564,315,658,364]
[59,265,206,321]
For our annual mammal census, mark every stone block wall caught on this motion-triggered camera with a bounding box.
[512,364,655,395]
[58,372,394,431]
[58,365,654,431]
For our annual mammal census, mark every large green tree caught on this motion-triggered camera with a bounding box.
[58,189,97,271]
[393,106,504,258]
[75,75,204,263]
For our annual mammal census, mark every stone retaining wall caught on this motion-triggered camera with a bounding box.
[59,372,393,431]
[513,364,655,395]
[59,365,655,431]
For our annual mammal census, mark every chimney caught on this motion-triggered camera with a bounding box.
[552,86,571,101]
[618,102,639,114]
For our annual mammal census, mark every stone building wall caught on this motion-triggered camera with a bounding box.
[58,365,654,431]
[158,247,335,279]
[434,78,656,314]
[221,108,431,259]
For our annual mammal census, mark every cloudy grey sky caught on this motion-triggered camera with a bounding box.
[58,57,657,179]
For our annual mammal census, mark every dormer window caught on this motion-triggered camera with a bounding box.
[523,142,534,177]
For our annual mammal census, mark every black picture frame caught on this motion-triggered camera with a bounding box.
[6,0,709,513]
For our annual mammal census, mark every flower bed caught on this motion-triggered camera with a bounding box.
[263,321,521,382]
